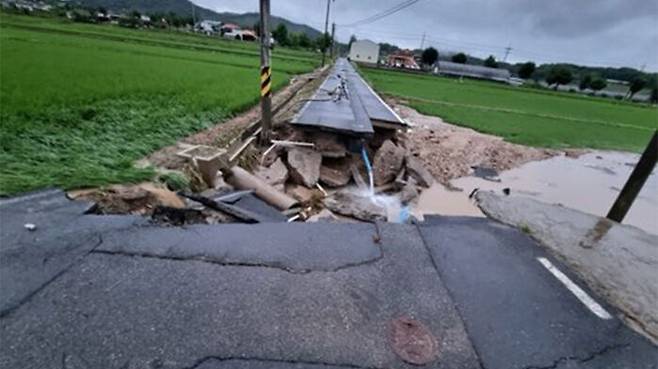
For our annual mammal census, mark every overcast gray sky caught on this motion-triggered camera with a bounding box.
[193,0,658,71]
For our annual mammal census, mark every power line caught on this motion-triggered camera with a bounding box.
[338,23,642,68]
[338,0,424,28]
[503,45,512,62]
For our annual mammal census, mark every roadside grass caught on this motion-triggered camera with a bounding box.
[361,68,657,152]
[0,14,318,196]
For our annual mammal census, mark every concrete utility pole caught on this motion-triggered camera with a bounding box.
[420,32,426,49]
[321,0,333,66]
[330,22,336,60]
[259,0,272,144]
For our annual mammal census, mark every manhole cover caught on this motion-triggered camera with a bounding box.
[390,316,439,365]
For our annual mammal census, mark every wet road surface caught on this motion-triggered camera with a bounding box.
[0,190,656,368]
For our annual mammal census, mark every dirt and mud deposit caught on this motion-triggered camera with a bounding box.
[393,104,561,185]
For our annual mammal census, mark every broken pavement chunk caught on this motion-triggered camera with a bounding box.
[320,158,352,187]
[405,155,435,188]
[287,185,317,204]
[254,158,289,187]
[324,189,387,222]
[373,140,405,186]
[308,132,347,158]
[306,209,340,223]
[287,147,322,187]
[399,177,419,204]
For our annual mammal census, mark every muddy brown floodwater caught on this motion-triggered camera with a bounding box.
[450,151,658,235]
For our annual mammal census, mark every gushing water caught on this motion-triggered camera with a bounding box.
[361,146,375,196]
[357,147,410,223]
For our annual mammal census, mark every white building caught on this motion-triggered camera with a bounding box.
[349,40,380,64]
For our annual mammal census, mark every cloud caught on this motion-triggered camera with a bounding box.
[192,0,658,70]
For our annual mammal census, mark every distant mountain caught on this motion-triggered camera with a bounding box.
[75,0,322,38]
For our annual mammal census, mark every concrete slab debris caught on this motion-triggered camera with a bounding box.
[254,158,289,187]
[320,158,353,188]
[399,177,419,204]
[373,140,405,186]
[306,209,340,223]
[307,132,347,158]
[287,147,322,187]
[405,154,435,188]
[324,189,387,222]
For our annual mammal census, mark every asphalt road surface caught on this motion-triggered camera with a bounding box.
[0,190,656,368]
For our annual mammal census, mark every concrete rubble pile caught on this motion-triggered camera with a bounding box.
[247,127,435,222]
[72,59,435,224]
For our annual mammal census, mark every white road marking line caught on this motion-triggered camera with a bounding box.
[537,257,612,320]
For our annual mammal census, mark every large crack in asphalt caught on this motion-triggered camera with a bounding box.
[182,355,386,369]
[412,222,487,369]
[0,233,105,319]
[522,343,631,369]
[91,224,385,275]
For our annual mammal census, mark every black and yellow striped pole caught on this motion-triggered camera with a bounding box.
[258,0,272,144]
[260,66,272,98]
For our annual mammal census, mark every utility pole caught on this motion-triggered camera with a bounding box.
[321,0,333,66]
[607,131,657,223]
[191,3,196,25]
[420,32,426,49]
[330,22,336,60]
[503,45,512,62]
[258,0,272,144]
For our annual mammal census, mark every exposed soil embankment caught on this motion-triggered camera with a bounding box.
[394,104,562,185]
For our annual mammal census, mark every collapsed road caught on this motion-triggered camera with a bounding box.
[1,188,657,369]
[292,58,406,136]
[1,59,657,368]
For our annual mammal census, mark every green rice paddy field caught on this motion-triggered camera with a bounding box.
[0,13,318,195]
[362,67,657,153]
[2,12,656,196]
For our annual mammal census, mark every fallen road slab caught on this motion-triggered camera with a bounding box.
[291,58,406,137]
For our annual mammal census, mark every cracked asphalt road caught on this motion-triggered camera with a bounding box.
[0,190,656,368]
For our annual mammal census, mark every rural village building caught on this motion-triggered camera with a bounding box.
[349,40,380,64]
[386,50,420,70]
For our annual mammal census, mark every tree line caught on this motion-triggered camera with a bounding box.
[267,23,332,51]
[403,43,657,103]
